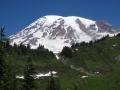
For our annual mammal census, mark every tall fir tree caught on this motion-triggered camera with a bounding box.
[46,71,60,90]
[0,27,6,89]
[0,27,6,41]
[0,27,17,90]
[23,56,36,90]
[61,46,72,58]
[74,84,78,90]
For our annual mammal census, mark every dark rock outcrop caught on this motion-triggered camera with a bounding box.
[96,20,117,33]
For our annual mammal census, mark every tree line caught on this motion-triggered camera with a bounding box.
[0,27,60,90]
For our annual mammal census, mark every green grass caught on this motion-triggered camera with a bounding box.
[66,37,120,74]
[5,37,120,75]
[55,71,120,90]
[3,36,120,89]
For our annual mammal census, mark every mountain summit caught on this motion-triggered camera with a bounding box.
[9,15,119,53]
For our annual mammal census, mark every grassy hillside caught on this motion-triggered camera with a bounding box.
[61,36,120,74]
[3,35,120,90]
[59,70,120,90]
[4,48,81,77]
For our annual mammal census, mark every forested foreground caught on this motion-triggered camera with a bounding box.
[1,27,120,90]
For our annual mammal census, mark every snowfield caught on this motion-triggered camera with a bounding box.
[9,15,119,53]
[16,71,58,79]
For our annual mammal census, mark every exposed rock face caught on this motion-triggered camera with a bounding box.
[118,27,120,31]
[96,20,117,33]
[115,55,120,61]
[29,38,38,45]
[50,18,66,39]
[9,15,120,53]
[87,24,96,31]
[42,32,47,38]
[65,26,75,39]
[76,19,86,31]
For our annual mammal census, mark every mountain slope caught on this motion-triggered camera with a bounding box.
[9,15,119,53]
[64,36,120,74]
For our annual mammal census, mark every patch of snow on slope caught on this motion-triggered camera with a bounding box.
[16,71,57,79]
[11,37,26,45]
[96,32,117,39]
[55,54,59,59]
[31,37,71,53]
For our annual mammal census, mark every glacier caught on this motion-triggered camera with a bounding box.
[9,15,119,53]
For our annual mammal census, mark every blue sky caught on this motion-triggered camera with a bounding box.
[0,0,120,36]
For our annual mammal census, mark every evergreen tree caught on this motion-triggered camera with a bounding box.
[48,78,57,90]
[37,44,44,50]
[0,48,5,89]
[0,27,6,89]
[74,84,77,90]
[0,27,17,90]
[56,79,60,90]
[80,41,86,46]
[46,71,60,90]
[89,40,93,45]
[0,48,5,78]
[3,62,17,90]
[75,43,79,47]
[61,46,72,58]
[0,27,6,41]
[19,43,27,55]
[13,43,18,55]
[27,43,30,50]
[116,33,120,37]
[23,56,36,90]
[71,43,75,49]
[12,73,17,90]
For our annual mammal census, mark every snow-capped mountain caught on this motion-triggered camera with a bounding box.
[9,15,119,53]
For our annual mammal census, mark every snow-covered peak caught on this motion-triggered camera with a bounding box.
[44,15,62,19]
[9,15,119,53]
